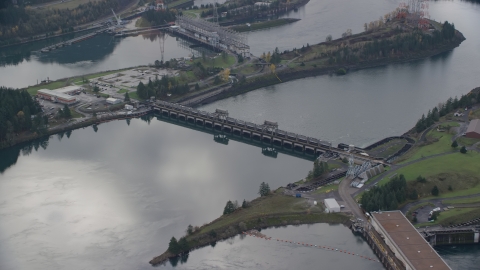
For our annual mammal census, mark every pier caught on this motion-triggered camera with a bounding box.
[152,100,384,164]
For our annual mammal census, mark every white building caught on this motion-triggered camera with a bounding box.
[106,98,121,105]
[125,104,133,110]
[324,198,340,213]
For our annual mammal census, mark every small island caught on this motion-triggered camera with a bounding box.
[150,180,349,266]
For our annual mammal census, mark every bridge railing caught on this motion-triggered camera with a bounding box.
[153,101,383,164]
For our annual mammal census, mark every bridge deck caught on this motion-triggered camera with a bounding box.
[153,100,384,164]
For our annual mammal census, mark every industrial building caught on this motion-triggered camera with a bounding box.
[174,15,250,57]
[370,211,451,270]
[324,198,340,213]
[466,119,480,138]
[106,98,121,105]
[37,89,77,105]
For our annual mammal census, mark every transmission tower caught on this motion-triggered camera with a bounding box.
[213,0,219,25]
[159,31,168,63]
[406,0,429,29]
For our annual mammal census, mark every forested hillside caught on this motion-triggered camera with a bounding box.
[0,87,48,147]
[0,0,132,46]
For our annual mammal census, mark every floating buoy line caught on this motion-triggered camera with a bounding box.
[243,230,380,263]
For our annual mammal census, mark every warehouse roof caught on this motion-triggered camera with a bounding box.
[371,211,450,270]
[466,119,480,134]
[324,198,340,209]
[54,85,82,94]
[38,89,76,101]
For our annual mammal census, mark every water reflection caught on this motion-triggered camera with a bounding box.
[161,224,384,270]
[0,136,50,173]
[0,113,315,175]
[155,113,317,161]
[0,32,80,66]
[436,244,480,270]
[0,116,314,269]
[36,34,120,65]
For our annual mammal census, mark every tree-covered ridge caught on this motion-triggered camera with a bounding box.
[325,21,459,65]
[414,89,480,133]
[136,75,190,100]
[360,174,408,212]
[0,87,48,145]
[141,9,177,25]
[0,0,132,45]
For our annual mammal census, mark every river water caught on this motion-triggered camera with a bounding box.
[201,0,480,147]
[1,0,480,268]
[0,117,380,270]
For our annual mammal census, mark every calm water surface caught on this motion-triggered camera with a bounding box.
[1,0,480,268]
[0,117,359,270]
[201,0,480,147]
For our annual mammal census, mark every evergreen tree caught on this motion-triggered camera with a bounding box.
[409,189,418,200]
[242,199,248,208]
[178,237,189,253]
[186,225,193,235]
[460,146,467,154]
[124,92,130,102]
[258,182,270,196]
[451,140,458,148]
[431,185,439,196]
[223,200,236,215]
[62,105,71,119]
[168,237,180,254]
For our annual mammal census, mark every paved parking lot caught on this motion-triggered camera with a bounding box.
[89,67,179,99]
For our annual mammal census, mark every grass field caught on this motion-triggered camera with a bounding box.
[46,0,94,10]
[194,55,236,69]
[196,189,344,234]
[183,8,206,17]
[128,91,140,100]
[366,138,407,159]
[233,64,260,75]
[117,89,129,94]
[168,0,192,8]
[381,152,480,198]
[443,196,480,205]
[73,70,128,84]
[177,70,198,85]
[457,136,480,147]
[70,109,84,118]
[312,182,340,195]
[26,81,67,95]
[399,128,457,163]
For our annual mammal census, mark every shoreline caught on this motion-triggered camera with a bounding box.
[0,26,466,151]
[195,34,465,107]
[149,189,351,266]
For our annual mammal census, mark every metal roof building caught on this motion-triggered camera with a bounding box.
[37,89,77,105]
[370,211,451,270]
[466,119,480,139]
[324,198,340,213]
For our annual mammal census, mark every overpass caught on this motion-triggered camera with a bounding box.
[152,100,385,164]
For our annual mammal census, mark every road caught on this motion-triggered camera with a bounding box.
[338,177,364,218]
